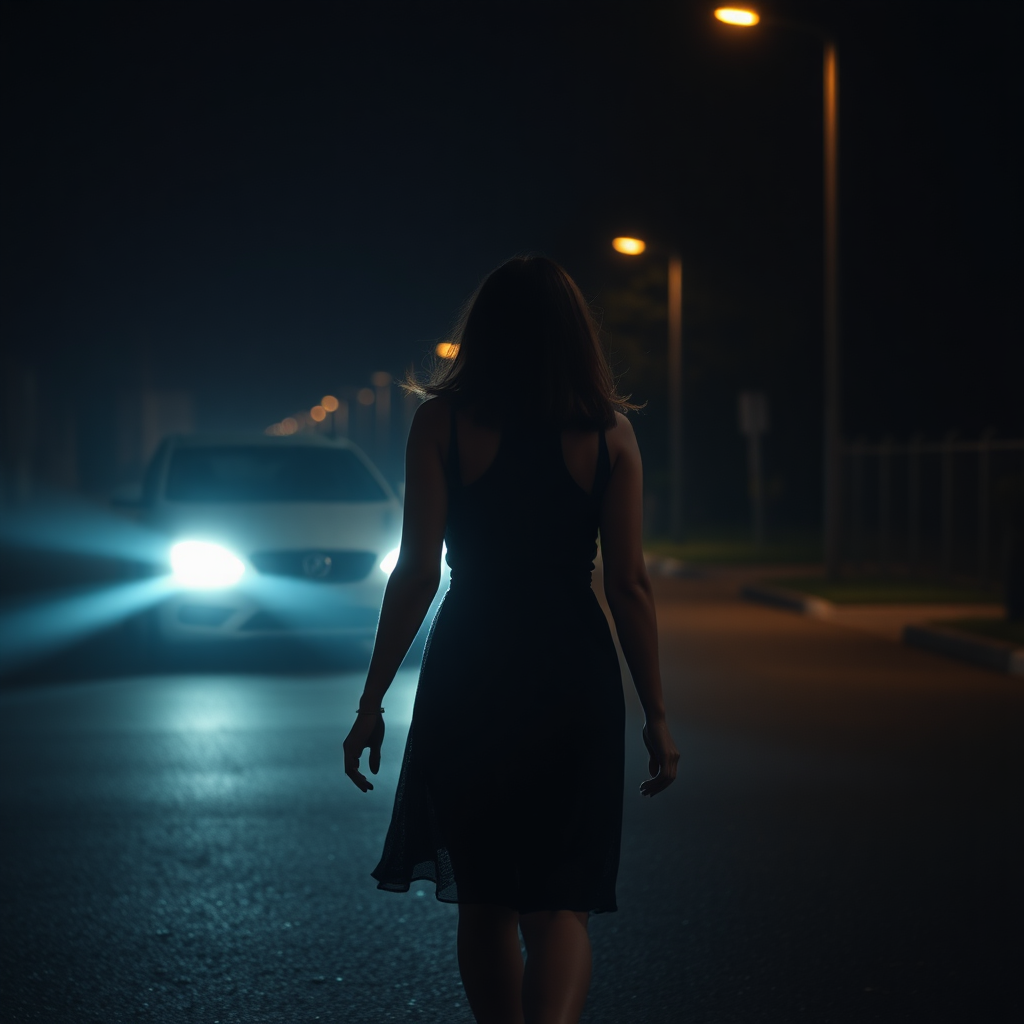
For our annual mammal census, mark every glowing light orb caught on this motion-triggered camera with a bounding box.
[714,7,760,26]
[612,237,646,255]
[435,342,460,359]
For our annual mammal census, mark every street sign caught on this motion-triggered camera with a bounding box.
[738,391,769,547]
[738,391,769,435]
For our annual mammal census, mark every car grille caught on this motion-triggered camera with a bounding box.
[249,549,377,582]
[242,607,379,631]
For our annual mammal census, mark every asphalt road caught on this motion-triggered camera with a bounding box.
[1,572,1021,1023]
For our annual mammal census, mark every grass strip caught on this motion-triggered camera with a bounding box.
[645,538,820,565]
[764,576,999,606]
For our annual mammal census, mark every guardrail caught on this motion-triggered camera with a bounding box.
[842,433,1024,580]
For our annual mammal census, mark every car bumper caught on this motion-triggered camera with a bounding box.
[154,575,385,642]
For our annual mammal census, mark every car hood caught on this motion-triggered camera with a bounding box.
[148,501,401,557]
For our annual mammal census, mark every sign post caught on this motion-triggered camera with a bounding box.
[738,391,769,548]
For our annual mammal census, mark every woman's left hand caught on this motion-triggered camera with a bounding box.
[343,713,385,792]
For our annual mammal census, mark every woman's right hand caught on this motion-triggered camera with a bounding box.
[640,718,679,797]
[343,712,385,793]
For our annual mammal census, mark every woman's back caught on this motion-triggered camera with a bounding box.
[450,407,610,493]
[443,403,613,601]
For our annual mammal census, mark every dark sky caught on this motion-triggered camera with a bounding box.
[2,0,1021,506]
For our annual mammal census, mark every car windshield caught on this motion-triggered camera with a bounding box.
[165,446,388,503]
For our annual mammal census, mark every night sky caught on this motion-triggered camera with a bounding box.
[2,0,1020,522]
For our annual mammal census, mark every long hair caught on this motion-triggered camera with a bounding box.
[404,256,639,428]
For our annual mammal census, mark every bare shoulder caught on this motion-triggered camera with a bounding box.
[410,396,450,441]
[606,412,640,467]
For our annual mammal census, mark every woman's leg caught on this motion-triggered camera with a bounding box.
[457,903,525,1024]
[518,910,591,1024]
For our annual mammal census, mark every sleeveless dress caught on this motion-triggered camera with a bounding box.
[371,406,625,914]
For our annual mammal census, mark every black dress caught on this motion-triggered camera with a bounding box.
[371,405,625,914]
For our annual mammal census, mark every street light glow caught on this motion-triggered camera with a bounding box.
[612,237,646,255]
[714,7,760,26]
[310,405,327,422]
[436,342,460,359]
[322,395,339,412]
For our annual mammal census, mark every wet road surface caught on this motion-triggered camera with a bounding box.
[2,571,1021,1022]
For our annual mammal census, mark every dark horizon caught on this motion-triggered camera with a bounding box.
[2,0,1021,527]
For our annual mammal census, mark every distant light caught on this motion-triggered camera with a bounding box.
[170,541,245,588]
[310,404,327,422]
[379,547,400,574]
[371,371,392,388]
[357,387,375,406]
[280,417,299,435]
[322,395,340,412]
[265,423,281,436]
[714,7,760,26]
[612,237,646,255]
[435,342,460,359]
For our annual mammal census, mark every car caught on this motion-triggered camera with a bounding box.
[132,432,404,649]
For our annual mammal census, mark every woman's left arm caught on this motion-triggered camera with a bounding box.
[343,399,448,792]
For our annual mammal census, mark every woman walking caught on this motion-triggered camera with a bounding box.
[343,256,678,1024]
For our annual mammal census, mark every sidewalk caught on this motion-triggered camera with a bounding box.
[742,581,1022,676]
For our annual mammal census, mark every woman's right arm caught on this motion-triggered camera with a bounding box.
[343,398,448,793]
[357,399,448,708]
[599,414,679,797]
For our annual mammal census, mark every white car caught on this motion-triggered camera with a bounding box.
[136,433,403,647]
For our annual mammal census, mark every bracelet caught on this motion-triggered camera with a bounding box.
[356,707,385,715]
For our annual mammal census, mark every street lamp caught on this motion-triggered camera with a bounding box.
[612,237,684,541]
[715,5,843,578]
[713,7,759,26]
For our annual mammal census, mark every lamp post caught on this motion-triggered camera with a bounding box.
[612,237,684,540]
[371,371,393,466]
[715,6,842,577]
[322,394,340,439]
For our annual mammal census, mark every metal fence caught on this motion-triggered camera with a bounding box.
[842,433,1024,580]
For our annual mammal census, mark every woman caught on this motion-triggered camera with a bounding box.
[343,256,678,1024]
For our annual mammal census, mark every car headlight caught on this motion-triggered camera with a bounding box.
[379,547,400,575]
[170,540,245,588]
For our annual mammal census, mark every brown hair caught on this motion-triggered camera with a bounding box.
[404,256,639,428]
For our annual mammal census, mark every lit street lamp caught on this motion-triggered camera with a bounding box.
[612,237,684,541]
[715,5,843,577]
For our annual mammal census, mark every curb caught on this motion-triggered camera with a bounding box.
[742,584,1022,676]
[903,624,1024,676]
[740,584,836,619]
